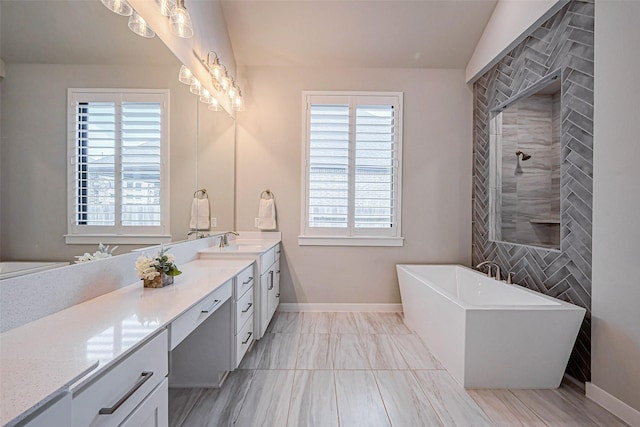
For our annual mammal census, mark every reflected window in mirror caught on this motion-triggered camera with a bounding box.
[489,72,562,251]
[65,89,171,245]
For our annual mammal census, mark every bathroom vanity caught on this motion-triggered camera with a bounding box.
[0,235,281,427]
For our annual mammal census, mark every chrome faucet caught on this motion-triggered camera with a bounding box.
[219,231,239,248]
[475,260,501,281]
[187,230,207,239]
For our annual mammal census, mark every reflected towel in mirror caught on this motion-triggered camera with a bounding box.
[189,198,210,230]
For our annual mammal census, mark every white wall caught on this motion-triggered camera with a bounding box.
[465,0,565,83]
[591,0,640,416]
[236,67,472,304]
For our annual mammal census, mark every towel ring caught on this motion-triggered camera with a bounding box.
[194,188,208,199]
[261,189,274,200]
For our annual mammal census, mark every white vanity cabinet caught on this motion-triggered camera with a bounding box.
[71,330,169,427]
[261,250,280,337]
[18,392,71,427]
[234,265,255,368]
[198,239,281,340]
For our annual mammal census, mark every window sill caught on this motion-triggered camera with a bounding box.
[65,234,173,245]
[298,236,404,247]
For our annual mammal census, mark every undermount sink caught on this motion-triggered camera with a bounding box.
[220,243,264,251]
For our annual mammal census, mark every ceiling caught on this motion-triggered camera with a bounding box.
[220,0,498,69]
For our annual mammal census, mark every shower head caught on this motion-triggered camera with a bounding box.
[515,151,531,161]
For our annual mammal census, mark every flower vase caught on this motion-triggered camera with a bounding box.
[143,271,174,288]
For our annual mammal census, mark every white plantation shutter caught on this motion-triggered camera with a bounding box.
[303,92,403,244]
[121,102,162,226]
[355,104,396,229]
[67,89,169,243]
[308,104,350,228]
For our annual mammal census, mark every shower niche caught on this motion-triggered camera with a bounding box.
[489,71,562,250]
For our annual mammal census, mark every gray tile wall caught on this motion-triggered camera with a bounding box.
[472,0,594,381]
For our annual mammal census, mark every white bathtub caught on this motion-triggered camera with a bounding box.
[0,261,69,280]
[397,264,585,389]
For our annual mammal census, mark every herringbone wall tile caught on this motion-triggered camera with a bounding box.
[472,0,594,382]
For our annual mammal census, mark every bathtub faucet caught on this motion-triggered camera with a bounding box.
[475,261,501,281]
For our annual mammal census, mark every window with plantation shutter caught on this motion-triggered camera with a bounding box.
[66,89,170,244]
[300,92,403,246]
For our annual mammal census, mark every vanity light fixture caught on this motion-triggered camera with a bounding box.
[227,84,238,101]
[199,89,213,104]
[189,78,203,95]
[207,52,225,91]
[158,0,176,17]
[178,65,194,85]
[169,0,194,39]
[231,90,244,111]
[128,11,155,38]
[101,0,133,16]
[207,97,222,111]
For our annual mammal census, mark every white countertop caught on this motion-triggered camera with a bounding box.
[0,258,253,427]
[198,239,280,256]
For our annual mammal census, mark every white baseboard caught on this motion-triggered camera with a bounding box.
[586,382,640,426]
[277,303,403,312]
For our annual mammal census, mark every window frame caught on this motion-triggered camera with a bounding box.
[65,88,171,245]
[299,91,404,247]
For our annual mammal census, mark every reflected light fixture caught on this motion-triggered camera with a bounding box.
[170,0,194,39]
[100,0,133,16]
[208,97,222,111]
[128,11,155,38]
[200,89,213,104]
[178,65,194,85]
[227,84,238,101]
[158,0,176,17]
[189,78,203,95]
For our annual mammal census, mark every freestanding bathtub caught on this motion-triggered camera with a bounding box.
[397,264,585,389]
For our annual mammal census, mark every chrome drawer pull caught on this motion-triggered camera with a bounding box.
[268,270,274,290]
[99,371,153,415]
[242,302,253,313]
[201,299,221,313]
[276,293,280,298]
[242,332,253,345]
[242,277,253,285]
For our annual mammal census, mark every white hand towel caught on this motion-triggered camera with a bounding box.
[257,198,276,230]
[189,198,210,230]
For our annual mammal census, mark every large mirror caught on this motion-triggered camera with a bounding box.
[489,71,561,250]
[0,0,235,271]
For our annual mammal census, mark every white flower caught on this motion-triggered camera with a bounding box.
[135,255,160,280]
[74,253,94,263]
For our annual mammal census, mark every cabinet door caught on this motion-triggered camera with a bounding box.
[120,379,168,427]
[267,259,280,322]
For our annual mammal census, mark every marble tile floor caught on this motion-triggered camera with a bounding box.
[169,312,628,427]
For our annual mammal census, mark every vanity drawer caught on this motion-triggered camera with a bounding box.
[260,247,276,274]
[236,286,254,332]
[235,265,254,299]
[170,281,232,350]
[235,315,254,368]
[71,330,168,427]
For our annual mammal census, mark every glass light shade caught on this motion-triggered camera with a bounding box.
[178,65,193,85]
[210,63,225,91]
[169,6,194,38]
[199,89,212,104]
[221,74,232,91]
[227,85,238,100]
[189,79,202,95]
[101,0,133,16]
[208,98,222,111]
[128,12,155,38]
[232,92,244,111]
[158,0,176,16]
